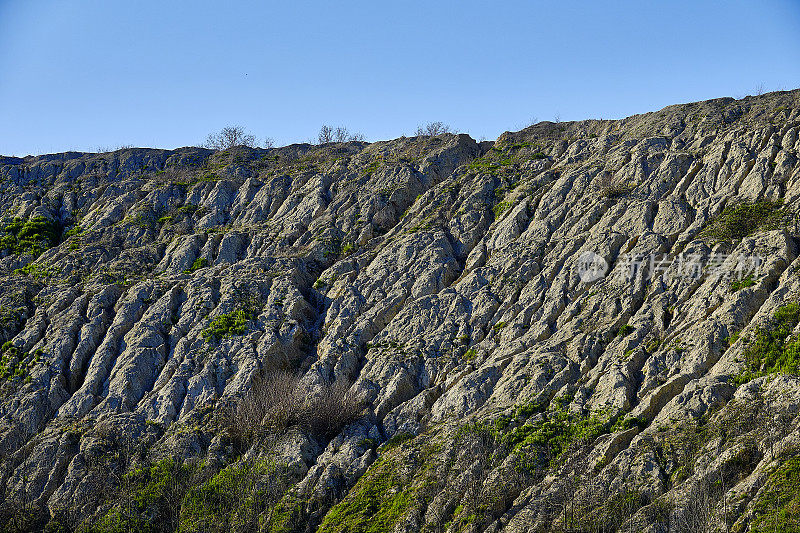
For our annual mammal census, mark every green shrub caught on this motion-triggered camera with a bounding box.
[736,302,800,383]
[184,257,209,274]
[501,408,607,464]
[202,308,254,342]
[0,216,59,257]
[462,405,609,468]
[750,456,800,532]
[610,416,647,433]
[617,324,634,337]
[730,274,757,292]
[0,345,42,382]
[14,262,59,280]
[63,225,84,238]
[515,402,544,418]
[179,460,277,533]
[318,456,414,533]
[93,459,195,533]
[645,338,662,352]
[701,200,784,241]
[493,200,513,218]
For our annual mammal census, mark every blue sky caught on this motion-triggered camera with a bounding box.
[1,0,799,156]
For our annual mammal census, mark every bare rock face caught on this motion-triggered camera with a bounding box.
[2,91,800,531]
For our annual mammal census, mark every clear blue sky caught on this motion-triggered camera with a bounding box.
[1,0,799,156]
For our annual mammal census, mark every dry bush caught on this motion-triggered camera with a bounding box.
[298,378,363,438]
[317,125,365,144]
[229,370,363,443]
[203,125,259,150]
[233,370,302,437]
[594,173,631,198]
[415,121,451,137]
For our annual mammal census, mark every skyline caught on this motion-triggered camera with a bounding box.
[1,0,800,156]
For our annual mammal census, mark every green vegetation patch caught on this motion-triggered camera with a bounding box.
[493,200,514,218]
[736,302,800,383]
[318,456,414,533]
[264,491,305,533]
[701,200,785,241]
[0,342,42,383]
[0,216,59,258]
[730,274,757,292]
[462,404,609,468]
[184,257,209,274]
[379,432,415,451]
[750,456,800,532]
[617,324,634,337]
[91,458,196,533]
[610,415,648,433]
[14,261,59,280]
[63,224,85,238]
[202,307,256,343]
[504,408,607,464]
[180,460,275,533]
[467,141,547,176]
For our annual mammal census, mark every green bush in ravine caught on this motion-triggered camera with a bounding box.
[317,456,414,533]
[701,200,785,241]
[730,274,757,292]
[201,309,253,342]
[736,302,800,383]
[183,257,208,274]
[750,456,800,532]
[0,342,42,383]
[91,458,195,533]
[180,460,286,533]
[202,300,258,342]
[502,408,607,464]
[460,403,609,468]
[0,216,60,257]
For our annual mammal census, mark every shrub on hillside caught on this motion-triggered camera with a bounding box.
[203,126,259,150]
[228,370,363,443]
[317,125,365,144]
[414,121,451,137]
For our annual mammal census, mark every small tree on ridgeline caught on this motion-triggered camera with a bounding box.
[203,125,259,150]
[317,125,365,144]
[415,121,451,137]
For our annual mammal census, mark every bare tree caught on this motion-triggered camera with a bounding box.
[415,121,451,137]
[203,125,258,150]
[227,369,363,446]
[317,125,334,144]
[594,172,631,199]
[317,125,364,144]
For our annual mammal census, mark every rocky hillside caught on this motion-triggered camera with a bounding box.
[2,90,800,532]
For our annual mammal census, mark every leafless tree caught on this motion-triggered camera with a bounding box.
[594,172,631,198]
[95,144,134,153]
[317,125,364,144]
[203,125,258,150]
[228,370,363,445]
[317,125,334,144]
[415,121,452,137]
